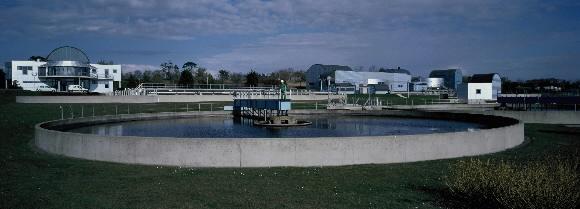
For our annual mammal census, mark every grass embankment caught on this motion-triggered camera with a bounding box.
[1,90,578,209]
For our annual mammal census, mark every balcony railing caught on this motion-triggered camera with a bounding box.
[39,72,91,77]
[90,73,113,79]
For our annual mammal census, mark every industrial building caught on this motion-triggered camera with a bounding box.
[306,64,411,93]
[411,81,428,92]
[334,70,411,93]
[4,46,121,93]
[306,64,352,91]
[457,73,502,104]
[428,69,462,90]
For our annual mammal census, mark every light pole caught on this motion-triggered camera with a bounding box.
[407,81,410,100]
[327,76,332,105]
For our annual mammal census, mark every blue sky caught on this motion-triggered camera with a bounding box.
[1,0,579,80]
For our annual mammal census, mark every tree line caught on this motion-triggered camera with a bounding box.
[502,77,580,94]
[122,61,306,89]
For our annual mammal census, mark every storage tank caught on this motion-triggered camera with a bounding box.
[428,78,444,88]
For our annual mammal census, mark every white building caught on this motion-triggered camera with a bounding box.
[4,46,121,93]
[334,70,411,92]
[412,81,428,92]
[457,73,502,104]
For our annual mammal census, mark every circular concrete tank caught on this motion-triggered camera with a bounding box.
[35,110,524,167]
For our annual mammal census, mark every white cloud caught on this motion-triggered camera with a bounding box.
[2,0,578,80]
[0,0,537,40]
[199,33,368,72]
[121,64,158,73]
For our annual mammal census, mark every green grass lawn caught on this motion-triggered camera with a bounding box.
[1,90,578,209]
[347,94,441,106]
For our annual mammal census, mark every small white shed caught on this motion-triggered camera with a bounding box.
[457,73,502,104]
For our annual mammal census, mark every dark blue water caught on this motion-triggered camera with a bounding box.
[68,115,483,138]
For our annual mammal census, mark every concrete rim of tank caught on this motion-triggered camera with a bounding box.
[34,110,524,167]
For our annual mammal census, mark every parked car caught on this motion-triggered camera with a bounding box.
[67,85,88,93]
[35,85,56,92]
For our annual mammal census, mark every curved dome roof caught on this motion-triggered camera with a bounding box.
[46,46,90,63]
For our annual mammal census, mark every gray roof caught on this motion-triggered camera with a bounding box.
[47,46,90,63]
[313,64,352,72]
[469,73,498,83]
[429,69,460,77]
[379,68,411,75]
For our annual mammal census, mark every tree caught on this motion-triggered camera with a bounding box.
[160,61,179,80]
[218,69,230,83]
[172,65,180,83]
[246,70,260,87]
[178,70,194,86]
[97,60,114,65]
[182,62,198,71]
[123,73,139,88]
[142,71,152,83]
[29,56,47,62]
[194,68,215,84]
[292,70,306,88]
[230,72,244,85]
[151,70,164,83]
[133,70,143,83]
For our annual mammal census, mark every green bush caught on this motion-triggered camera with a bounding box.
[446,157,579,209]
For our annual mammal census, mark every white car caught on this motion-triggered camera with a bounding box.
[36,85,56,92]
[67,85,88,93]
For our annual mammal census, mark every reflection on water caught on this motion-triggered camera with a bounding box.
[69,115,483,138]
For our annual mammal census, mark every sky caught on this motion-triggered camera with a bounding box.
[1,0,579,80]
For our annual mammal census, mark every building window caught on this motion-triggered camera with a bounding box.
[18,66,32,75]
[39,67,46,76]
[105,83,109,88]
[113,69,117,73]
[398,85,403,88]
[476,89,481,94]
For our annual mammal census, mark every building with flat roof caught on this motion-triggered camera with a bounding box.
[306,64,412,93]
[334,70,411,92]
[4,46,121,93]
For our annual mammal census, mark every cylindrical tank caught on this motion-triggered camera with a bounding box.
[428,78,444,88]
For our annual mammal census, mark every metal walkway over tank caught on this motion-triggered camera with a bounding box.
[233,99,291,120]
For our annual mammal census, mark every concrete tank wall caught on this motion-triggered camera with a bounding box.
[35,111,524,167]
[481,110,580,124]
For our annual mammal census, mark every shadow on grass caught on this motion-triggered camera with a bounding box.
[538,125,580,135]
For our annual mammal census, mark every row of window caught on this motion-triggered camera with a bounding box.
[17,66,118,76]
[91,69,118,74]
[17,66,32,75]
